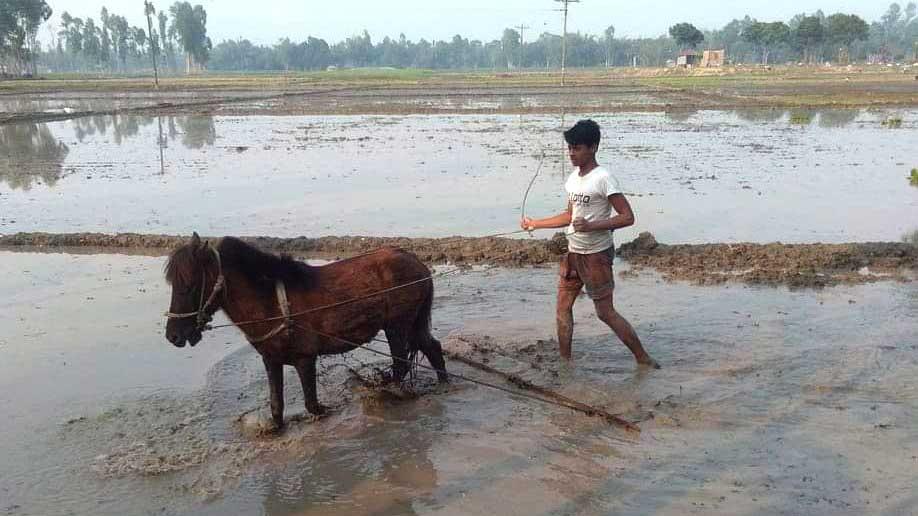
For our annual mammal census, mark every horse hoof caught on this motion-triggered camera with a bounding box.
[379,371,405,386]
[307,404,327,416]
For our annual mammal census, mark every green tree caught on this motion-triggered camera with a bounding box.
[882,3,902,40]
[169,1,210,73]
[343,30,372,67]
[304,36,331,69]
[157,10,176,71]
[501,28,520,68]
[58,12,83,55]
[825,13,869,61]
[742,21,790,64]
[109,15,130,70]
[706,16,756,63]
[793,15,825,63]
[275,37,298,70]
[144,1,160,85]
[99,7,112,68]
[603,24,615,66]
[131,27,147,58]
[0,0,53,74]
[81,18,102,67]
[669,22,704,49]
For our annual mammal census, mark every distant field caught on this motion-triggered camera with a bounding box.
[1,65,916,121]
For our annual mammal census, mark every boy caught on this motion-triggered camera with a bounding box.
[521,119,659,368]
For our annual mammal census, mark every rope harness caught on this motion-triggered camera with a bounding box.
[163,246,226,333]
[247,281,295,343]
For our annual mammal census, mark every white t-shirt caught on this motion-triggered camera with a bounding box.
[564,165,621,254]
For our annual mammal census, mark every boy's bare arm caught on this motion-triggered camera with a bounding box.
[571,194,635,232]
[521,203,573,230]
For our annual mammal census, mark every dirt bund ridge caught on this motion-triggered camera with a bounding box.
[618,232,918,288]
[0,231,564,266]
[1,231,915,288]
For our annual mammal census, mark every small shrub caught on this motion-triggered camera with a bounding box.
[910,168,918,186]
[789,112,811,125]
[882,117,903,128]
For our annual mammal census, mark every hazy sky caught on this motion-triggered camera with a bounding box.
[40,0,891,45]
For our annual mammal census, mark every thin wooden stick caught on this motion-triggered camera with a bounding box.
[445,352,640,433]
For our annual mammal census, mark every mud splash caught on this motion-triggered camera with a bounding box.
[70,344,448,502]
[2,231,915,287]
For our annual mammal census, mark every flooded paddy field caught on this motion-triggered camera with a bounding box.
[2,78,917,515]
[2,108,917,244]
[1,251,916,515]
[3,68,917,118]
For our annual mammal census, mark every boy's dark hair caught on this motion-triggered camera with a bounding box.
[563,119,601,147]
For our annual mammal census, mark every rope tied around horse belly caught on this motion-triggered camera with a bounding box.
[205,228,530,331]
[206,267,465,331]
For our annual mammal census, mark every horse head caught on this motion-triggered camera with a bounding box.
[164,232,223,347]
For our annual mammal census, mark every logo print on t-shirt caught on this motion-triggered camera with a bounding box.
[569,192,591,205]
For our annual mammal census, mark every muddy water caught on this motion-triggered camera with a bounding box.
[1,109,916,244]
[1,250,916,515]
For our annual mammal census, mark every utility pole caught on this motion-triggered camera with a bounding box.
[554,0,579,86]
[515,24,530,73]
[144,1,159,88]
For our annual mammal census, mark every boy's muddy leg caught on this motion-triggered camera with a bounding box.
[556,288,578,360]
[593,296,660,369]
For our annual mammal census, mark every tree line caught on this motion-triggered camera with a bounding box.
[6,2,918,75]
[208,5,916,71]
[43,1,210,74]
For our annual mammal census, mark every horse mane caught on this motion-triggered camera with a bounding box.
[217,237,316,290]
[164,243,198,287]
[165,236,315,290]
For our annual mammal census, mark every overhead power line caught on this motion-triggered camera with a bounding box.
[554,0,580,86]
[515,23,530,71]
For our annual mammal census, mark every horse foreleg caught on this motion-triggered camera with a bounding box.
[295,356,325,416]
[262,357,285,429]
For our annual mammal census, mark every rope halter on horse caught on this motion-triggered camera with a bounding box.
[164,246,225,332]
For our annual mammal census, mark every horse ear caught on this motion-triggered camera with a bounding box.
[190,232,201,248]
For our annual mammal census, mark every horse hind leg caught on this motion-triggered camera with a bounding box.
[409,285,448,383]
[418,335,449,383]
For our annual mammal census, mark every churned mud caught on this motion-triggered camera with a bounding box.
[1,230,916,287]
[4,251,916,516]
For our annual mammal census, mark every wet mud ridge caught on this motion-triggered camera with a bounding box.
[619,232,918,287]
[1,231,915,287]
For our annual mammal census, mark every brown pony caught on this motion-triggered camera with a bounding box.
[164,233,447,429]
